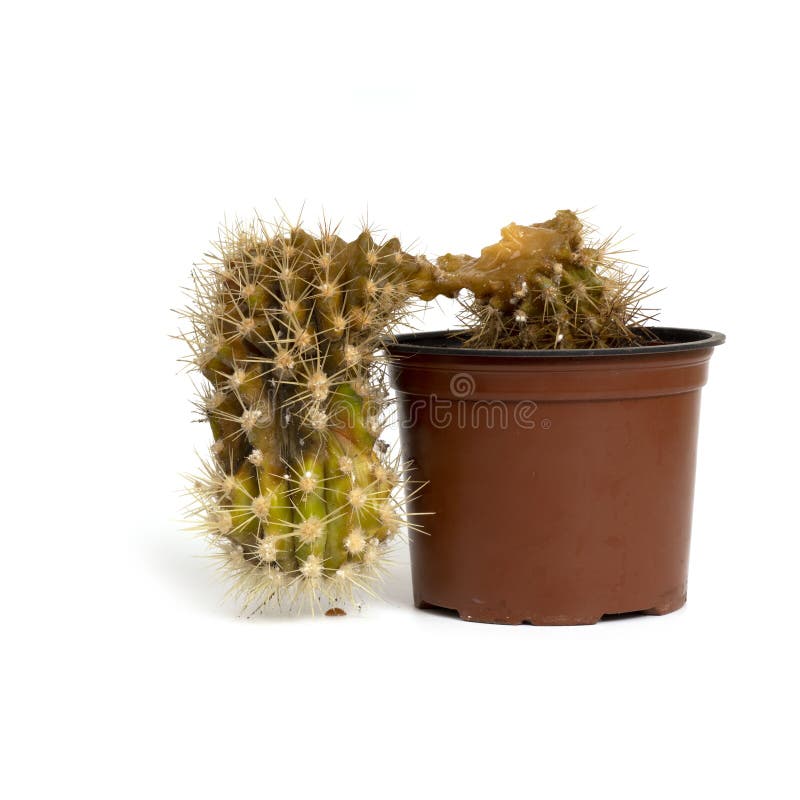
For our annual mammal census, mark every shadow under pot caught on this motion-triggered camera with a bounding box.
[385,327,725,625]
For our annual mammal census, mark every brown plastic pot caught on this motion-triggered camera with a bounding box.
[386,327,725,625]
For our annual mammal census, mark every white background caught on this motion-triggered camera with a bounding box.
[2,1,798,798]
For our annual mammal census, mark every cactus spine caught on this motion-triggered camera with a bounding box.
[180,216,420,611]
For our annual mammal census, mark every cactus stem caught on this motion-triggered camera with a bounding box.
[182,211,421,611]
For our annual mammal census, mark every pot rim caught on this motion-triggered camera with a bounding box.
[384,326,725,359]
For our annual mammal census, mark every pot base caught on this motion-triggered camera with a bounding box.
[417,587,687,625]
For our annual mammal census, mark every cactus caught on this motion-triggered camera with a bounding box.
[179,215,421,612]
[411,209,655,349]
[178,208,654,614]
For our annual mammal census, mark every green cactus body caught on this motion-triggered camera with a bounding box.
[180,216,418,612]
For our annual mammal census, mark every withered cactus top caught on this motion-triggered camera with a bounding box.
[415,210,656,349]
